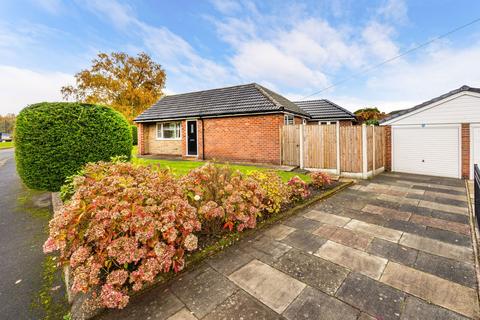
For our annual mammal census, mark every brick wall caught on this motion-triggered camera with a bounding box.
[138,123,146,155]
[384,125,392,171]
[461,123,470,179]
[202,114,283,164]
[140,123,182,155]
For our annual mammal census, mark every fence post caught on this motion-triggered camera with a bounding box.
[362,123,368,179]
[299,124,304,169]
[336,121,341,175]
[372,125,376,176]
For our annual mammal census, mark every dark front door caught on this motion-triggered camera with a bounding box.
[187,120,197,155]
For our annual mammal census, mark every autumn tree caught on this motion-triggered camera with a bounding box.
[61,52,166,122]
[354,107,387,125]
[0,113,16,134]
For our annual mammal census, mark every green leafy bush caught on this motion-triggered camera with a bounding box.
[248,171,289,214]
[44,161,200,309]
[131,125,138,145]
[309,171,332,189]
[15,102,132,191]
[181,163,265,233]
[287,176,310,201]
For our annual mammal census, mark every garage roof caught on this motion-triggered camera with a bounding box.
[135,83,310,122]
[380,85,480,125]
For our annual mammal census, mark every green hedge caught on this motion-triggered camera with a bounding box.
[15,102,132,191]
[131,125,138,145]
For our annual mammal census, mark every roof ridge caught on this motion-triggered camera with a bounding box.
[380,84,480,124]
[253,83,283,109]
[162,82,257,99]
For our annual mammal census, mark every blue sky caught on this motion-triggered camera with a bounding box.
[1,0,480,114]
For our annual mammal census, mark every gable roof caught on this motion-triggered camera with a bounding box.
[135,83,310,122]
[380,85,480,124]
[293,99,356,121]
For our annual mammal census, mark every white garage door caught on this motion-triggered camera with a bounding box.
[392,125,460,178]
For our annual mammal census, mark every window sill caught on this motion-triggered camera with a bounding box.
[156,138,182,141]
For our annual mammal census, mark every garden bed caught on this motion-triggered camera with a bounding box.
[46,161,350,320]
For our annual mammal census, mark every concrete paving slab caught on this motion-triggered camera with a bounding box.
[400,296,470,320]
[367,238,418,267]
[410,214,470,235]
[399,233,473,262]
[423,226,471,247]
[377,194,420,206]
[303,210,351,227]
[283,215,322,232]
[203,290,281,320]
[336,273,407,320]
[274,249,349,295]
[414,251,477,288]
[312,224,338,239]
[263,224,296,241]
[328,227,373,251]
[418,200,468,215]
[315,241,388,279]
[207,246,254,276]
[229,260,306,314]
[380,262,479,318]
[362,204,411,221]
[283,286,359,320]
[170,266,237,318]
[280,229,326,254]
[344,220,403,242]
[167,308,198,320]
[425,191,468,202]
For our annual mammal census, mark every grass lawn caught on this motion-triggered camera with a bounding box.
[0,141,13,149]
[131,146,310,182]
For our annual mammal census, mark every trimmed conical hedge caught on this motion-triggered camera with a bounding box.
[15,102,132,191]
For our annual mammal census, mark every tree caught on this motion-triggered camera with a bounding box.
[0,113,16,134]
[354,107,387,125]
[62,52,166,122]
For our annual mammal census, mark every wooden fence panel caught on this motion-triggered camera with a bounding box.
[367,126,374,171]
[340,126,362,172]
[375,126,385,168]
[304,125,336,169]
[281,125,300,166]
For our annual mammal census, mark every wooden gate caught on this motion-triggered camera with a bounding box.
[304,125,336,169]
[281,125,300,165]
[339,126,363,172]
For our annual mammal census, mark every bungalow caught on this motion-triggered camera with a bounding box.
[134,83,355,164]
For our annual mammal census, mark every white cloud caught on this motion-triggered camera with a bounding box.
[0,66,73,114]
[209,0,241,15]
[34,0,64,14]
[377,0,408,24]
[84,0,232,92]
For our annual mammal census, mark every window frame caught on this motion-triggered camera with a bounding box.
[156,121,182,140]
[284,114,294,125]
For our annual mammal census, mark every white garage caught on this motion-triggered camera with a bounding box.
[392,125,460,178]
[381,85,480,179]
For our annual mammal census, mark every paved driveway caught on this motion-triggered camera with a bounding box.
[100,173,479,320]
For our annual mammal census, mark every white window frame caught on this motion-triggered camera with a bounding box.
[284,114,294,125]
[156,121,182,140]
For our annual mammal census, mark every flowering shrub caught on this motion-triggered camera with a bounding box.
[287,176,310,201]
[43,162,201,309]
[309,171,332,189]
[248,171,290,214]
[181,163,265,233]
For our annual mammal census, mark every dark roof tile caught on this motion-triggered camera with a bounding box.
[293,99,356,121]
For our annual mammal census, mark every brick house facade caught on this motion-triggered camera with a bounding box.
[135,83,356,165]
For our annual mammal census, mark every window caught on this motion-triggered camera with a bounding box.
[284,114,294,125]
[319,121,331,125]
[157,122,181,140]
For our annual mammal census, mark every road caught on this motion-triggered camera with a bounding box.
[0,148,68,319]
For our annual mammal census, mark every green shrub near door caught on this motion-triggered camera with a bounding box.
[15,102,132,191]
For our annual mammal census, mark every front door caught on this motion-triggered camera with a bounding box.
[187,120,197,155]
